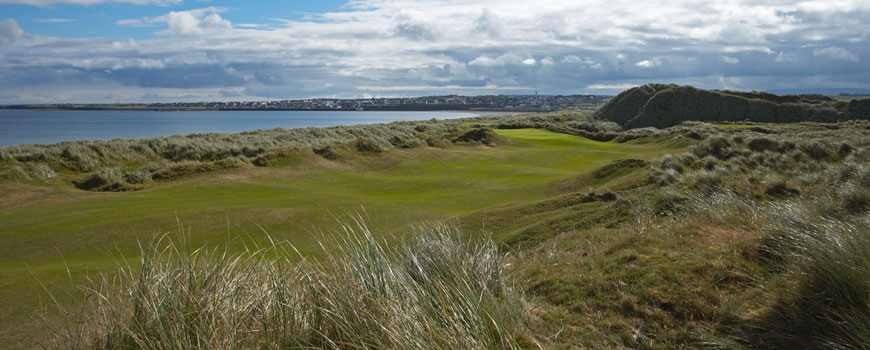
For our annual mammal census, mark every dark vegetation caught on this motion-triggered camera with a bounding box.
[7,86,870,349]
[595,83,870,128]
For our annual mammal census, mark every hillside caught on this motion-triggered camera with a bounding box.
[594,83,870,129]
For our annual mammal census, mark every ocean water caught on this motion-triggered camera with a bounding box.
[0,109,483,147]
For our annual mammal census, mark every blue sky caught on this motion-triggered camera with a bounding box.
[0,0,869,103]
[3,1,350,39]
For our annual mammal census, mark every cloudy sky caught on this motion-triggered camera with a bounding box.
[0,0,868,103]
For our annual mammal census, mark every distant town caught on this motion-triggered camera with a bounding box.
[2,94,612,112]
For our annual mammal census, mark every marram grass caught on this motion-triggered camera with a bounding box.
[42,219,528,350]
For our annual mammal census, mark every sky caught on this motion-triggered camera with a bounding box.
[0,0,868,103]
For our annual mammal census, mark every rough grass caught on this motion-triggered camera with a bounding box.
[754,208,870,349]
[43,220,527,350]
[470,121,870,349]
[0,118,469,190]
[0,128,678,348]
[9,115,870,349]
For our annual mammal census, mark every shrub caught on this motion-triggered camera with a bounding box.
[689,170,724,192]
[388,135,422,149]
[31,163,57,181]
[61,144,98,171]
[651,190,688,216]
[452,128,508,146]
[701,156,717,170]
[124,169,152,184]
[781,141,797,152]
[46,222,527,350]
[691,136,734,160]
[76,167,123,190]
[314,145,340,160]
[838,184,870,214]
[747,137,781,153]
[426,138,450,149]
[764,180,800,198]
[800,141,832,161]
[570,119,622,133]
[656,154,685,173]
[837,161,870,186]
[838,143,854,158]
[8,165,30,180]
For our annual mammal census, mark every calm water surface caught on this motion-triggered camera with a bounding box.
[0,110,483,147]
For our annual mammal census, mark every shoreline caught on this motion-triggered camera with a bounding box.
[0,109,524,148]
[0,106,553,113]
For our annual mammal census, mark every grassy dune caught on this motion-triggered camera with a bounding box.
[6,110,868,349]
[0,128,679,348]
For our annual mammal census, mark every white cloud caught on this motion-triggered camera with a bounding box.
[0,19,23,45]
[117,7,228,27]
[718,75,744,90]
[355,84,529,91]
[163,11,231,36]
[635,59,657,68]
[391,10,435,40]
[116,7,232,36]
[813,47,860,62]
[561,55,581,63]
[468,53,529,67]
[561,55,597,65]
[473,8,505,38]
[3,0,870,103]
[34,18,74,23]
[722,56,740,64]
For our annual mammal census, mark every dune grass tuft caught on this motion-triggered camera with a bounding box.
[756,208,870,349]
[43,220,528,350]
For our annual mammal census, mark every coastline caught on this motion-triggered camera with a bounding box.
[0,109,522,148]
[0,105,553,113]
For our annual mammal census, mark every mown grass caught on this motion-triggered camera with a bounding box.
[0,128,678,348]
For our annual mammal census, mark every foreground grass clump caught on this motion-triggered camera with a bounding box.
[637,123,870,348]
[45,221,528,350]
[756,208,870,349]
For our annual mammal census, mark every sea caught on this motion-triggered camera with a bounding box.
[0,109,487,147]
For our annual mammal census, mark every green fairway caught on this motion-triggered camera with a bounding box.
[0,129,679,348]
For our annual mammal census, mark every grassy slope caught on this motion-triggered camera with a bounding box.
[0,129,681,348]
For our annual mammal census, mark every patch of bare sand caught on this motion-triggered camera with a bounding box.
[0,182,88,209]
